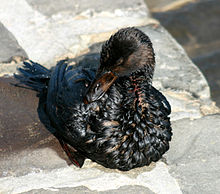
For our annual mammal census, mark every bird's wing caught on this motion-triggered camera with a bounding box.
[46,59,96,132]
[45,60,96,166]
[149,85,171,116]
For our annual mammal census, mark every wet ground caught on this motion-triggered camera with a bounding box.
[0,77,68,163]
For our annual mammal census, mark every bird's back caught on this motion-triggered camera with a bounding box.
[44,60,96,146]
[55,75,172,171]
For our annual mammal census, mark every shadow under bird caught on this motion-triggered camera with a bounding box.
[15,27,172,171]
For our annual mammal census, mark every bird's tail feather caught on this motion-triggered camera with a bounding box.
[14,60,50,92]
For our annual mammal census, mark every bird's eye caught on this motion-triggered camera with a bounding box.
[95,83,100,92]
[96,83,100,88]
[115,57,124,66]
[85,82,89,87]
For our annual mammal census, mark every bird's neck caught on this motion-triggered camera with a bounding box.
[117,69,152,95]
[130,67,153,85]
[114,71,151,113]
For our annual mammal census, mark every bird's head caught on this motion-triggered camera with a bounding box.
[84,27,155,104]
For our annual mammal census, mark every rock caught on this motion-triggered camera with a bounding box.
[0,78,51,156]
[162,91,202,121]
[0,77,70,177]
[166,114,220,193]
[0,160,181,194]
[24,185,154,194]
[0,0,211,106]
[0,0,151,66]
[0,22,27,63]
[0,22,212,121]
[27,0,149,17]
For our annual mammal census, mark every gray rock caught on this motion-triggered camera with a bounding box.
[162,91,202,121]
[0,159,181,193]
[166,114,220,193]
[0,22,27,63]
[0,0,150,66]
[0,0,211,107]
[0,78,50,157]
[0,77,68,177]
[0,20,210,104]
[27,0,149,17]
[24,185,154,194]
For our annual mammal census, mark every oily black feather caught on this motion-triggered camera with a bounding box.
[15,27,172,171]
[76,77,172,171]
[14,60,50,92]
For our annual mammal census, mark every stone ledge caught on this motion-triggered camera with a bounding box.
[0,160,181,194]
[0,0,151,66]
[166,114,220,194]
[0,22,27,63]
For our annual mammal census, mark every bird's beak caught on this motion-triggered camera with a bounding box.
[83,71,118,104]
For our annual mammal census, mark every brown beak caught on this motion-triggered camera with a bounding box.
[83,71,118,104]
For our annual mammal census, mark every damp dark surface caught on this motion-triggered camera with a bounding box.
[0,77,65,158]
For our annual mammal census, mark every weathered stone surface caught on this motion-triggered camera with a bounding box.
[137,25,209,101]
[27,0,149,17]
[0,22,211,116]
[139,25,209,100]
[166,114,220,194]
[163,91,202,121]
[0,78,50,156]
[0,77,70,177]
[0,22,27,63]
[0,0,151,66]
[24,185,154,194]
[0,160,181,194]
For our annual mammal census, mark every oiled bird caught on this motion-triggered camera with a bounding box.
[15,27,172,171]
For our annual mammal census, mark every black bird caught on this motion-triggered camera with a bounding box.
[15,27,172,171]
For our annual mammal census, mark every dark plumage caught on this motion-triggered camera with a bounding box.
[15,27,172,171]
